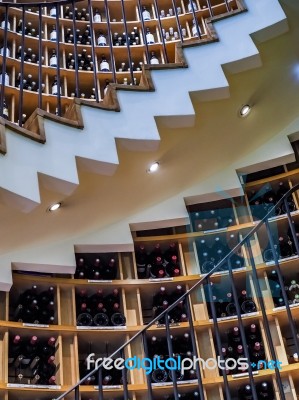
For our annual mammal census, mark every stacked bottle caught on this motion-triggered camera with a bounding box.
[13,285,55,324]
[8,334,57,385]
[76,288,126,327]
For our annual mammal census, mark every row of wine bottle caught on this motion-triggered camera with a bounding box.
[75,257,117,280]
[262,223,299,262]
[152,285,187,324]
[192,208,235,231]
[220,324,266,374]
[76,289,126,326]
[9,335,57,385]
[207,288,257,319]
[197,234,244,273]
[267,269,299,307]
[248,181,296,220]
[135,242,180,279]
[13,285,55,324]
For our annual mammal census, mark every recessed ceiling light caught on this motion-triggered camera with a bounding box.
[147,162,159,173]
[239,104,251,117]
[48,202,61,212]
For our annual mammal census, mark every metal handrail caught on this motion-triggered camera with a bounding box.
[55,183,299,400]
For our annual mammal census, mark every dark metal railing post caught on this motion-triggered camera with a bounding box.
[119,0,135,84]
[55,3,62,115]
[120,349,129,400]
[226,257,258,400]
[103,0,116,83]
[170,0,184,43]
[37,5,43,109]
[206,280,232,400]
[188,0,201,39]
[142,332,154,400]
[18,5,26,126]
[0,3,9,117]
[136,0,150,64]
[245,236,287,400]
[152,0,169,63]
[87,0,99,102]
[164,313,179,400]
[185,295,206,400]
[97,366,104,400]
[71,0,80,97]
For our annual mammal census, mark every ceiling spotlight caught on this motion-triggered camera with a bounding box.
[239,104,251,117]
[147,162,160,173]
[48,202,62,212]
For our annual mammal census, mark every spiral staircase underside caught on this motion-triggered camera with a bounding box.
[0,0,298,289]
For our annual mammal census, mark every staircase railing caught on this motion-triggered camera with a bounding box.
[55,183,299,400]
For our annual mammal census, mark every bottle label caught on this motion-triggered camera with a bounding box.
[77,325,127,330]
[100,61,110,71]
[50,31,57,41]
[23,323,49,328]
[192,25,199,37]
[1,21,10,30]
[150,58,159,65]
[0,74,9,86]
[97,36,107,46]
[94,385,121,389]
[0,47,10,57]
[94,15,102,23]
[232,371,258,379]
[50,55,57,67]
[7,383,61,389]
[149,277,173,282]
[50,8,56,17]
[188,2,198,12]
[203,227,227,234]
[142,10,151,20]
[146,33,155,44]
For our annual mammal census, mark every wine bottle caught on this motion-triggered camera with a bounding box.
[99,55,110,71]
[1,17,10,30]
[105,288,120,313]
[188,0,198,12]
[97,31,107,46]
[49,49,58,67]
[50,25,57,41]
[8,335,22,365]
[151,368,168,383]
[228,326,242,347]
[135,244,150,279]
[93,8,102,22]
[49,5,56,17]
[256,381,275,399]
[0,72,9,86]
[238,384,253,400]
[278,234,293,258]
[102,258,117,280]
[3,99,9,120]
[75,257,87,278]
[142,6,151,21]
[146,28,155,44]
[110,312,126,326]
[89,258,101,279]
[51,76,61,95]
[22,335,39,366]
[165,255,180,277]
[150,256,166,278]
[93,312,109,326]
[77,311,93,326]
